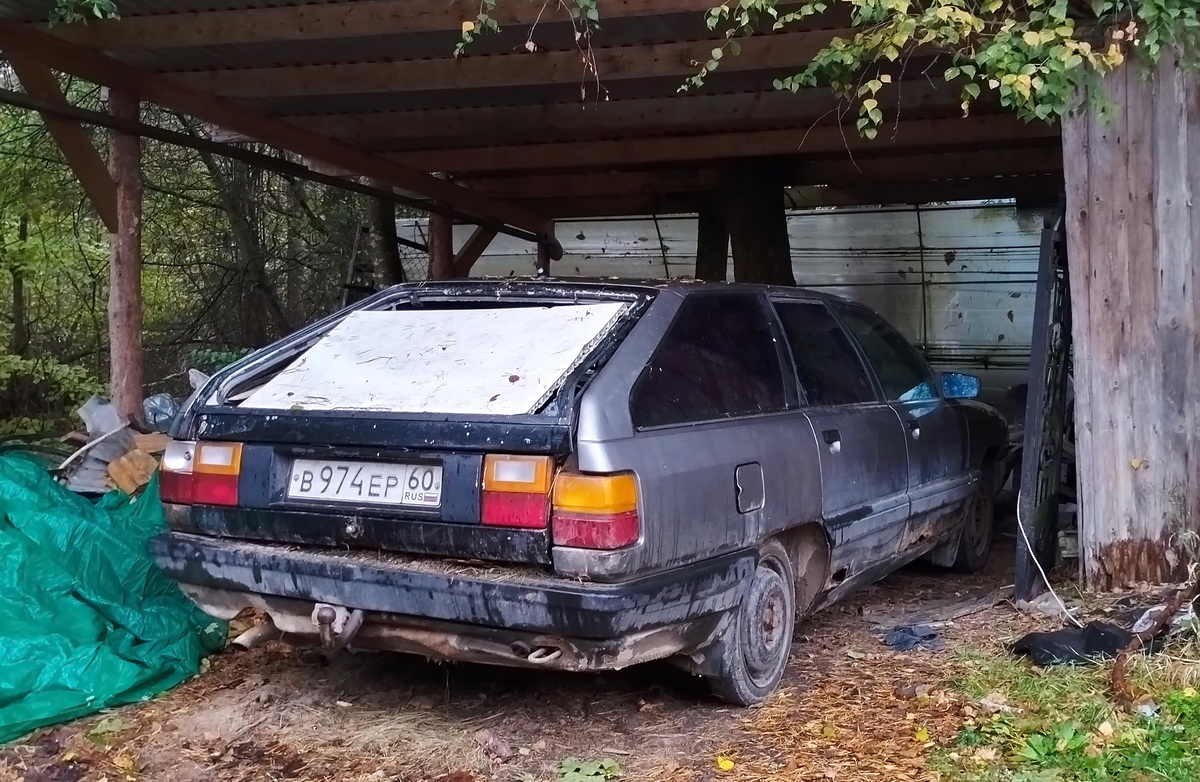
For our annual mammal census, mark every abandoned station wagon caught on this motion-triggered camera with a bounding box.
[153,280,1007,704]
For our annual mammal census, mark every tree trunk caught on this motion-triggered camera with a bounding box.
[10,215,29,357]
[695,196,728,281]
[722,158,795,286]
[367,183,405,286]
[427,213,455,280]
[1064,49,1200,588]
[108,90,144,423]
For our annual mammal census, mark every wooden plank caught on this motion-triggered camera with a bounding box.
[107,448,159,495]
[694,196,728,281]
[169,29,853,97]
[291,81,955,148]
[50,0,760,49]
[0,20,553,238]
[398,115,1061,174]
[467,169,720,200]
[107,89,144,424]
[8,56,118,232]
[453,226,499,277]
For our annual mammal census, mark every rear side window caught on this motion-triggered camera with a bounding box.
[773,301,876,406]
[631,293,787,428]
[836,305,936,402]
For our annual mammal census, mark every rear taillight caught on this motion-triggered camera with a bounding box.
[551,472,640,550]
[159,440,241,507]
[481,454,553,528]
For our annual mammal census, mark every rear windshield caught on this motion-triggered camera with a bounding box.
[238,302,629,416]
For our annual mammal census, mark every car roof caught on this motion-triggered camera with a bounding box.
[393,276,848,303]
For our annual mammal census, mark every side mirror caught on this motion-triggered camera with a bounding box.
[942,372,980,400]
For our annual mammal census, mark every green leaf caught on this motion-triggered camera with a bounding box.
[711,47,724,60]
[964,82,981,98]
[944,66,961,80]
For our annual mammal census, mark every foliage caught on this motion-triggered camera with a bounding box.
[49,0,118,26]
[556,757,623,781]
[460,0,1200,138]
[936,647,1200,781]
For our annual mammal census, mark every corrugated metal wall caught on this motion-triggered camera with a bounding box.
[398,203,1046,400]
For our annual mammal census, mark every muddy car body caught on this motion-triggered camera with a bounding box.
[153,280,1006,703]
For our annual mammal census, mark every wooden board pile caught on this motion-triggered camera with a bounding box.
[58,396,172,495]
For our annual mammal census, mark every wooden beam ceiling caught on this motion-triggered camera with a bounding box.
[292,80,963,151]
[0,19,554,240]
[397,114,1062,174]
[168,29,849,98]
[49,0,762,49]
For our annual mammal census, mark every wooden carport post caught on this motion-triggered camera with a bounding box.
[1063,49,1199,588]
[721,158,796,285]
[106,89,144,423]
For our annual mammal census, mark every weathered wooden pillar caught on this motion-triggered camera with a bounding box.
[695,196,728,281]
[107,89,143,423]
[721,158,795,285]
[1064,49,1199,588]
[426,212,455,279]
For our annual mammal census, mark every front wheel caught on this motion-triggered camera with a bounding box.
[707,539,796,705]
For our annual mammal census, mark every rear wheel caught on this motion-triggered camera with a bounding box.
[707,539,796,705]
[952,471,996,573]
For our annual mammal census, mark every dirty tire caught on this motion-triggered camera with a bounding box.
[708,539,796,706]
[952,472,996,573]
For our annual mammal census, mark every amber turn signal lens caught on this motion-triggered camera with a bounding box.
[552,472,638,514]
[483,454,554,494]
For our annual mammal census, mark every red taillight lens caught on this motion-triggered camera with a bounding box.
[552,510,640,549]
[551,472,640,550]
[481,454,553,529]
[160,440,241,507]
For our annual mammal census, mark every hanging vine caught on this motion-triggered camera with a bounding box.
[456,0,1200,137]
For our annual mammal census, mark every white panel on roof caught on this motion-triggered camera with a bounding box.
[241,303,627,415]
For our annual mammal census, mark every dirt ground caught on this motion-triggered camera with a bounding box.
[2,537,1062,782]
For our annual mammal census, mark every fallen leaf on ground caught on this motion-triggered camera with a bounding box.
[716,755,735,772]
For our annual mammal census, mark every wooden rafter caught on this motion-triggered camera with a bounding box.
[293,80,957,151]
[8,55,118,232]
[168,29,852,97]
[0,20,554,240]
[48,0,776,49]
[396,114,1062,174]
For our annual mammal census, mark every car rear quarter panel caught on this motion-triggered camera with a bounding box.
[568,291,823,579]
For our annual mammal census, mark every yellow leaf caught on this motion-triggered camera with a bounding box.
[822,723,838,739]
[716,755,735,772]
[1183,687,1198,698]
[461,20,476,33]
[1130,457,1145,470]
[985,0,1002,11]
[113,753,137,773]
[879,74,893,83]
[1098,721,1114,737]
[61,751,78,762]
[915,726,931,743]
[1023,30,1041,46]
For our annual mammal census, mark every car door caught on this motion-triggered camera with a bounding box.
[832,303,972,544]
[771,297,910,576]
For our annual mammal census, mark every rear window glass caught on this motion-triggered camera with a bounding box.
[239,303,629,415]
[774,301,876,406]
[630,293,787,428]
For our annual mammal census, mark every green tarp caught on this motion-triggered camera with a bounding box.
[0,454,225,743]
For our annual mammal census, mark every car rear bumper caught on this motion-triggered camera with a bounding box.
[150,532,753,668]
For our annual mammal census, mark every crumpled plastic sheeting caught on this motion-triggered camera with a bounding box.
[0,455,225,743]
[883,624,945,652]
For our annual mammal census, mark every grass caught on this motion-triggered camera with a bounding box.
[934,643,1200,782]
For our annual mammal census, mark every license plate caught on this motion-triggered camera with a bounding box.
[287,458,442,508]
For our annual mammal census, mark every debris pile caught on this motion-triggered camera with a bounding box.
[57,395,176,495]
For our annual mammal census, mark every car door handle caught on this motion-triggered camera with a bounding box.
[906,419,921,440]
[822,429,841,454]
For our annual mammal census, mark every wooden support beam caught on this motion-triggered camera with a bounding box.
[107,89,143,423]
[169,29,851,98]
[8,56,118,232]
[48,0,779,49]
[723,158,795,285]
[427,213,455,280]
[0,20,553,240]
[291,81,955,150]
[1064,49,1200,588]
[695,197,728,282]
[397,114,1061,174]
[453,226,499,278]
[467,169,721,200]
